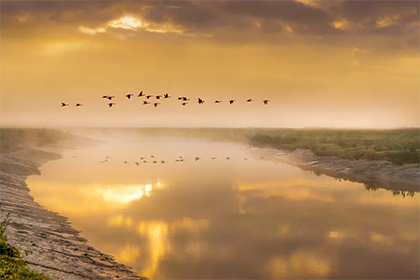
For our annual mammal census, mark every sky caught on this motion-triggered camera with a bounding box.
[1,0,419,128]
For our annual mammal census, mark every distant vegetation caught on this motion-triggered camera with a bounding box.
[249,128,420,165]
[0,213,50,280]
[0,128,72,153]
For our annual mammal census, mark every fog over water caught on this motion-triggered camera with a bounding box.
[27,131,419,279]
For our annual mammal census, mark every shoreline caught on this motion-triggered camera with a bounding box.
[253,147,419,193]
[0,145,145,280]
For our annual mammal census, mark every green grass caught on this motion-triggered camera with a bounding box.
[0,128,72,153]
[0,214,50,280]
[249,128,420,165]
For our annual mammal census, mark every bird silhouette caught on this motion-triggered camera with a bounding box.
[143,101,150,105]
[138,91,144,97]
[195,157,200,161]
[164,93,171,99]
[143,160,148,163]
[108,103,116,108]
[153,160,157,164]
[135,162,140,166]
[198,98,205,104]
[61,102,69,107]
[226,157,231,160]
[161,160,166,164]
[107,96,115,100]
[102,95,108,99]
[126,94,134,99]
[263,99,270,105]
[229,100,235,104]
[182,97,190,101]
[146,95,153,99]
[181,102,188,106]
[76,103,83,107]
[123,161,129,164]
[211,157,217,160]
[177,97,183,100]
[155,95,162,100]
[151,155,155,158]
[247,98,253,102]
[153,103,160,107]
[243,158,248,160]
[214,100,221,103]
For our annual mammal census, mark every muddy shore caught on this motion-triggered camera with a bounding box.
[254,147,419,193]
[0,145,145,280]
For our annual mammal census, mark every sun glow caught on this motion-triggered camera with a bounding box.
[108,16,144,30]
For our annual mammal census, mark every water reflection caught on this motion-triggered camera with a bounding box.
[27,135,419,279]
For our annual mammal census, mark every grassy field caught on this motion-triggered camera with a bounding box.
[0,214,50,280]
[0,128,72,153]
[249,128,420,165]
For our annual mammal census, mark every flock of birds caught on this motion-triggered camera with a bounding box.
[61,91,271,108]
[98,155,258,164]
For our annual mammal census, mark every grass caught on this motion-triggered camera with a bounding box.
[0,128,72,153]
[0,213,50,280]
[249,128,420,165]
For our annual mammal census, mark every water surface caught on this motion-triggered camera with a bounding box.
[28,133,419,279]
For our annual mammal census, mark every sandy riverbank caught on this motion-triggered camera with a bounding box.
[254,147,419,193]
[0,144,145,280]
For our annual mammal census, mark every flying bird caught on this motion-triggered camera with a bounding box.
[263,99,270,105]
[181,102,188,106]
[214,100,221,103]
[146,95,153,99]
[247,98,253,102]
[155,95,162,100]
[143,101,150,105]
[61,102,69,107]
[107,96,115,100]
[126,94,134,99]
[177,97,183,100]
[164,93,171,99]
[123,161,129,164]
[135,162,140,166]
[211,157,217,160]
[75,103,83,107]
[153,103,160,107]
[138,91,144,97]
[226,157,231,160]
[161,160,166,164]
[108,103,116,108]
[195,157,200,161]
[229,100,235,104]
[182,97,190,101]
[198,98,205,104]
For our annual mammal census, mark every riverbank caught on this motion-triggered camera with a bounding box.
[0,139,144,279]
[254,147,419,193]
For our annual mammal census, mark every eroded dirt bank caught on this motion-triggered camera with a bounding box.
[254,147,419,193]
[0,146,145,280]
